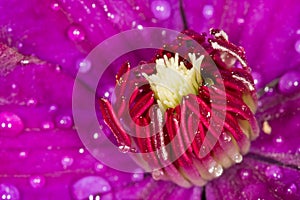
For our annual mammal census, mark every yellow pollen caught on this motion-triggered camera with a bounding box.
[143,53,204,112]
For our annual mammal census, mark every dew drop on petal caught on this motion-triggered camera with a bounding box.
[72,176,111,200]
[295,40,300,53]
[48,104,58,113]
[0,112,24,137]
[41,121,54,130]
[29,176,46,188]
[265,165,283,180]
[55,115,73,129]
[286,183,297,195]
[239,169,251,180]
[19,151,28,158]
[202,5,214,19]
[94,162,107,172]
[252,71,262,88]
[131,168,144,182]
[278,71,300,95]
[61,156,74,169]
[67,24,86,42]
[26,98,37,107]
[0,184,20,200]
[274,136,283,145]
[76,58,91,73]
[151,1,171,20]
[50,1,60,11]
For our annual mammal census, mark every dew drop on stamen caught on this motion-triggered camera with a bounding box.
[221,132,232,143]
[118,145,131,153]
[208,163,223,177]
[152,169,164,180]
[232,153,243,163]
[0,112,24,137]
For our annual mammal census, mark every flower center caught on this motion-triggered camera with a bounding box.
[143,53,204,112]
[99,29,259,188]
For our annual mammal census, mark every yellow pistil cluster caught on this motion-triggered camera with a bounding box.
[143,53,204,111]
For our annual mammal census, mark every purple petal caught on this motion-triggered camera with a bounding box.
[0,0,183,77]
[206,157,300,200]
[251,90,300,166]
[183,0,300,86]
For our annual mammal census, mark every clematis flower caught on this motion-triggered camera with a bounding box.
[0,0,299,200]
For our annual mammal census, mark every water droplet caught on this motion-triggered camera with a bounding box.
[208,163,223,177]
[48,105,58,113]
[93,132,99,139]
[29,175,46,188]
[76,58,91,73]
[152,169,164,180]
[239,169,251,180]
[26,98,37,107]
[118,145,130,153]
[278,71,300,95]
[232,153,243,163]
[94,162,107,172]
[295,40,300,53]
[50,1,60,11]
[237,18,245,24]
[221,132,232,142]
[19,151,28,158]
[41,121,54,130]
[265,165,283,180]
[55,115,73,129]
[274,136,283,144]
[252,71,262,88]
[286,183,297,195]
[151,1,171,20]
[0,184,20,200]
[72,176,111,200]
[202,5,214,19]
[67,24,86,42]
[61,156,74,169]
[20,59,29,65]
[0,112,24,137]
[79,148,85,154]
[10,83,19,95]
[131,168,144,182]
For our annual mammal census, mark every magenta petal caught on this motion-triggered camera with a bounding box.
[206,157,300,200]
[251,94,300,166]
[114,176,202,200]
[183,0,300,86]
[0,0,184,76]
